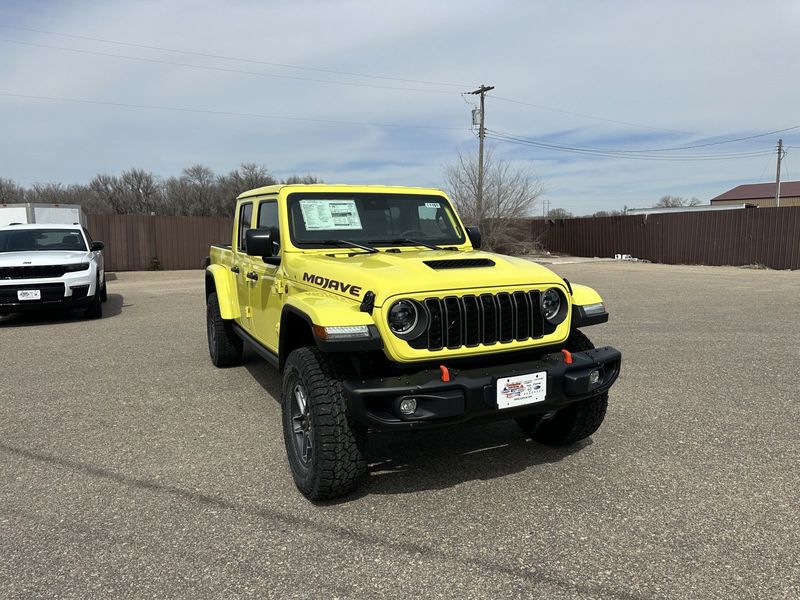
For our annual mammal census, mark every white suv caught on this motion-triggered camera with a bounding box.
[0,224,107,319]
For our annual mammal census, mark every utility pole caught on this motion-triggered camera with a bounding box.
[469,84,494,218]
[775,138,785,208]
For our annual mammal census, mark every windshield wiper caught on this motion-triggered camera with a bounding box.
[369,238,445,251]
[321,239,379,254]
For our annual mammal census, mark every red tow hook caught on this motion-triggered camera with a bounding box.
[439,365,451,382]
[561,349,573,364]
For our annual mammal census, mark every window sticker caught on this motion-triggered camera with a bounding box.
[300,199,363,230]
[424,202,440,208]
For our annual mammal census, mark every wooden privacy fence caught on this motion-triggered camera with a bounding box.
[86,207,800,271]
[527,206,800,270]
[87,214,232,271]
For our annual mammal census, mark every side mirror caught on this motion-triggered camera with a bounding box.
[245,228,273,257]
[245,228,280,264]
[465,226,481,250]
[91,241,105,251]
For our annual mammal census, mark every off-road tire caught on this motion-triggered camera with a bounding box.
[206,291,243,367]
[282,347,367,501]
[84,279,103,319]
[100,279,108,303]
[517,329,608,446]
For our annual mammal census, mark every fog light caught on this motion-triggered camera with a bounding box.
[399,398,418,415]
[589,370,601,384]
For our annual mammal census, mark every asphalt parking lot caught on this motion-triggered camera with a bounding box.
[1,263,798,599]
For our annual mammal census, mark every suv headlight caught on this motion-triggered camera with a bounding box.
[541,288,567,325]
[64,262,91,273]
[387,299,427,340]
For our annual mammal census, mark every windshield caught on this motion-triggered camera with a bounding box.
[0,229,87,253]
[287,192,465,248]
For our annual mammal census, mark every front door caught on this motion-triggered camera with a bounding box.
[235,201,254,331]
[249,199,282,352]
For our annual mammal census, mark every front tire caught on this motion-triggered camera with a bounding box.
[206,292,243,367]
[517,329,608,446]
[84,279,103,319]
[281,347,366,501]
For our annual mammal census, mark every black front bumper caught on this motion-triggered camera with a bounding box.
[343,346,621,430]
[0,283,92,313]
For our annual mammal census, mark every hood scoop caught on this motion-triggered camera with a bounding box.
[423,258,496,269]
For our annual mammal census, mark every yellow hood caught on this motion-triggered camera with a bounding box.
[284,249,565,305]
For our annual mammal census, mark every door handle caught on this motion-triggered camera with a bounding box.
[230,266,240,274]
[246,272,259,281]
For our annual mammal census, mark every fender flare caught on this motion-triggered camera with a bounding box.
[205,264,240,320]
[569,283,608,327]
[570,283,603,306]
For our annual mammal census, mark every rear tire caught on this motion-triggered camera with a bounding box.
[206,291,243,367]
[282,347,366,501]
[517,329,608,446]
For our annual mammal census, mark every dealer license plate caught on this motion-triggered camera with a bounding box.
[497,371,547,409]
[17,289,41,301]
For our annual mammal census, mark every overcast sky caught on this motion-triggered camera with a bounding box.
[1,0,799,215]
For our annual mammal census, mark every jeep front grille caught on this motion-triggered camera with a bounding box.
[408,291,544,351]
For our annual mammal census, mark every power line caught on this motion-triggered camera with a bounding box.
[5,25,796,149]
[488,126,800,155]
[486,136,773,161]
[0,91,467,131]
[489,94,700,136]
[757,152,775,182]
[486,130,774,161]
[0,23,469,89]
[0,24,782,144]
[0,38,458,96]
[487,128,789,157]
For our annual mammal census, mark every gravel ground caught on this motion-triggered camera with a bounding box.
[0,263,798,599]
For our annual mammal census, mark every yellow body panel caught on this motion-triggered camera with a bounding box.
[209,184,607,364]
[284,292,375,328]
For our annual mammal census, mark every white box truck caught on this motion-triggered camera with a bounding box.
[0,203,87,227]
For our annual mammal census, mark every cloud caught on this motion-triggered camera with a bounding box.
[0,0,798,214]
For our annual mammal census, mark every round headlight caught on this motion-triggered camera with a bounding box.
[388,300,419,335]
[541,288,562,322]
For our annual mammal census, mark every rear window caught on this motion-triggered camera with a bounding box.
[0,229,87,252]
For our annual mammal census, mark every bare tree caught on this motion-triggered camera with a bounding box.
[4,162,323,217]
[445,148,543,253]
[164,164,218,216]
[283,174,323,184]
[217,163,276,215]
[25,182,113,214]
[0,177,25,203]
[119,169,163,214]
[88,174,122,213]
[592,207,627,217]
[547,208,573,219]
[655,195,701,208]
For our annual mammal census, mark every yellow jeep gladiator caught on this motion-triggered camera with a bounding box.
[206,184,621,500]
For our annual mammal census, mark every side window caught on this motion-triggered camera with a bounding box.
[237,202,253,252]
[257,201,281,255]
